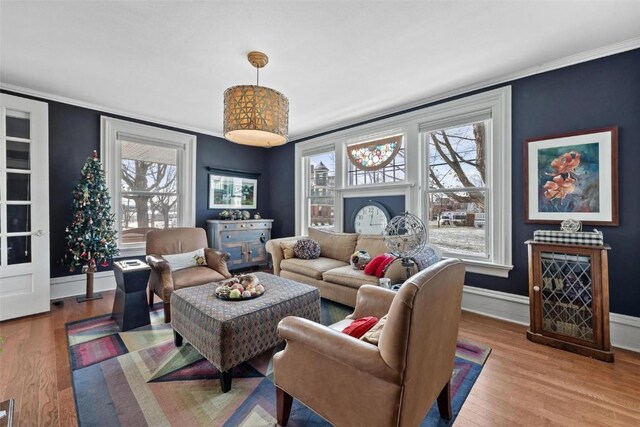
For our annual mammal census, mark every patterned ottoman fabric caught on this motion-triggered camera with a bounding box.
[171,272,320,372]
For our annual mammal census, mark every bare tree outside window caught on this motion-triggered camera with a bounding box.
[426,121,488,257]
[120,141,178,243]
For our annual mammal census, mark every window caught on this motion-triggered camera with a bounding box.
[419,87,512,276]
[101,117,196,256]
[305,151,336,231]
[425,120,489,258]
[347,135,405,185]
[295,87,511,276]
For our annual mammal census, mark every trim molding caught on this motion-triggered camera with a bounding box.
[461,284,640,354]
[50,271,116,300]
[0,83,224,138]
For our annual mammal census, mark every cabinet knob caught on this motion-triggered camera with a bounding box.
[248,250,252,254]
[533,285,540,292]
[241,224,245,228]
[226,235,230,238]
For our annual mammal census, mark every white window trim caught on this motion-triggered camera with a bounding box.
[101,117,196,257]
[416,87,512,277]
[295,86,512,277]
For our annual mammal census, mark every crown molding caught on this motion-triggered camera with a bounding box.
[2,37,639,142]
[292,37,640,142]
[0,82,225,139]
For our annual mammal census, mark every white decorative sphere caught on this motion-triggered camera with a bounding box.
[383,212,427,258]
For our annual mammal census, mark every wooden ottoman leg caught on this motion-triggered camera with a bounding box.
[277,386,293,426]
[220,370,232,393]
[173,331,183,347]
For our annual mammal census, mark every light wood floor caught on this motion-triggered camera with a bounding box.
[1,292,639,426]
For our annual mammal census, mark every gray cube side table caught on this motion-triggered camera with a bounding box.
[112,260,151,331]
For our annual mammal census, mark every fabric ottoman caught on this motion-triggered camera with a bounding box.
[170,272,320,392]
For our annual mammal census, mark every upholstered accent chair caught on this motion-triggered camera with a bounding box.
[145,227,232,322]
[273,258,465,426]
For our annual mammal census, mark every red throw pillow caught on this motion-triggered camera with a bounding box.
[342,316,379,339]
[364,254,387,276]
[375,254,395,278]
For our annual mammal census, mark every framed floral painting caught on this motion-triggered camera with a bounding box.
[524,127,618,225]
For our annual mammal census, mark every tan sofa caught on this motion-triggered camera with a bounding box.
[266,228,408,307]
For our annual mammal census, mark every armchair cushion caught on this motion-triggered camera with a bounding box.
[360,315,388,345]
[162,248,207,271]
[204,248,232,278]
[342,316,379,339]
[172,266,226,290]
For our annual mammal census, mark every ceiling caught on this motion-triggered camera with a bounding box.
[2,1,640,141]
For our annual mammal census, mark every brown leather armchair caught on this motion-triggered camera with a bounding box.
[273,258,465,426]
[146,227,232,322]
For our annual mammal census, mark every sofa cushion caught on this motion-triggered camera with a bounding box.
[293,238,321,259]
[281,257,348,280]
[172,266,225,290]
[308,228,357,263]
[322,265,378,290]
[280,241,298,259]
[355,234,389,258]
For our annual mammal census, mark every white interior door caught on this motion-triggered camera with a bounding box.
[0,94,49,321]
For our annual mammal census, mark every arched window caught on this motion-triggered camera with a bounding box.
[347,135,402,171]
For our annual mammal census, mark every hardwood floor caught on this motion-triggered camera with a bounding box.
[1,291,639,426]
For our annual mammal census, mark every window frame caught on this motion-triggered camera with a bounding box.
[101,117,196,256]
[295,86,512,276]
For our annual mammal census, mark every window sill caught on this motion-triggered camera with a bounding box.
[443,257,513,278]
[118,246,146,258]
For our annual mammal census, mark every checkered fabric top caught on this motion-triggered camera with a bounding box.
[533,230,604,246]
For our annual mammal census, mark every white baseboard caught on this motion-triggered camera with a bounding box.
[50,271,116,300]
[461,285,640,354]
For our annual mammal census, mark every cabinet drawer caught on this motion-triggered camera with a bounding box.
[220,230,266,243]
[217,221,272,231]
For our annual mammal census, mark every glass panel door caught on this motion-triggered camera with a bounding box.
[0,93,49,321]
[539,251,594,343]
[4,110,32,265]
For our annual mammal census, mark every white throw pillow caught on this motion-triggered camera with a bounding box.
[162,248,207,271]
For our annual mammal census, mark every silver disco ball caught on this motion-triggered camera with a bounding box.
[383,212,427,259]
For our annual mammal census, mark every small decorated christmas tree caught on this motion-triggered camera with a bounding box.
[65,150,119,301]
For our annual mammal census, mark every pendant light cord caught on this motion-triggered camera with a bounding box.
[256,67,260,87]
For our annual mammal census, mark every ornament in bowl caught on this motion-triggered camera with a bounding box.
[215,274,265,300]
[350,250,372,270]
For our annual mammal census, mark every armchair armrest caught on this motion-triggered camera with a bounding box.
[277,317,400,384]
[265,236,304,276]
[204,248,232,279]
[347,285,396,320]
[146,254,171,271]
[146,254,174,300]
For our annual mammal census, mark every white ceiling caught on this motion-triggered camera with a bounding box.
[2,1,640,141]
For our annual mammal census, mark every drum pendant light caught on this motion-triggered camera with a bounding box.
[223,51,289,147]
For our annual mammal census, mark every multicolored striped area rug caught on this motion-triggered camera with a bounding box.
[67,301,490,426]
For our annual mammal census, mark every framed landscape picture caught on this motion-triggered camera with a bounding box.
[208,173,257,209]
[524,127,618,225]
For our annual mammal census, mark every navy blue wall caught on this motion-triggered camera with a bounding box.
[343,196,405,233]
[267,49,640,317]
[2,90,271,278]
